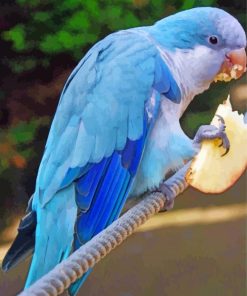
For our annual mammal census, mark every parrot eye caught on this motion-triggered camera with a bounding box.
[208,35,218,45]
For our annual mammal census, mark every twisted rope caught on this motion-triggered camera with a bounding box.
[19,163,190,296]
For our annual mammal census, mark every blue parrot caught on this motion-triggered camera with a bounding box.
[2,7,246,295]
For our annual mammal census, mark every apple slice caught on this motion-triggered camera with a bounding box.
[186,97,247,193]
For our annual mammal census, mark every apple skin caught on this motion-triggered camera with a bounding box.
[186,98,247,194]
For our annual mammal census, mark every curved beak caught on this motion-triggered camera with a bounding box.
[219,48,246,79]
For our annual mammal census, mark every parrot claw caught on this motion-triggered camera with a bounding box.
[193,118,230,156]
[156,183,176,211]
[221,147,230,157]
[153,162,191,212]
[215,114,225,125]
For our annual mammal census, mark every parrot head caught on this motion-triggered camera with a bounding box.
[150,7,246,94]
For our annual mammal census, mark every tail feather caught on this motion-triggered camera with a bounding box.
[2,200,36,272]
[25,184,77,288]
[69,269,92,296]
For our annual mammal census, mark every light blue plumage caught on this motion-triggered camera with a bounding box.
[2,7,246,296]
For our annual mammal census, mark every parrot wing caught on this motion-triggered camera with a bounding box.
[2,30,181,293]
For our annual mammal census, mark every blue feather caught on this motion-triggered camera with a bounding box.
[60,167,83,188]
[93,168,128,234]
[121,139,136,169]
[9,23,183,296]
[74,129,148,246]
[75,152,120,244]
[107,173,131,226]
[77,167,97,196]
[153,54,171,94]
[68,269,92,296]
[76,158,109,211]
[92,165,125,233]
[128,136,145,176]
[153,54,181,103]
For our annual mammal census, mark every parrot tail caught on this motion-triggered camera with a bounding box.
[68,269,92,296]
[2,196,36,272]
[25,184,78,289]
[2,184,93,295]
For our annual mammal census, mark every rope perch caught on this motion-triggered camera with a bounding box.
[18,163,190,296]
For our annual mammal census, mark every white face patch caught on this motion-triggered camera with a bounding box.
[172,45,223,86]
[158,45,224,100]
[133,29,225,105]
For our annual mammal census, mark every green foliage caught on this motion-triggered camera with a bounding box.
[3,25,26,51]
[181,0,215,9]
[6,58,38,74]
[9,119,43,144]
[0,118,49,174]
[2,0,219,68]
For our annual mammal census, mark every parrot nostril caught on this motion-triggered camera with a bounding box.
[225,54,231,61]
[224,54,232,67]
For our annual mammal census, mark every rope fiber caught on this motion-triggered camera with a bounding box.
[18,163,190,296]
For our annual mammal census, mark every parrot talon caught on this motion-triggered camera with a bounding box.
[154,162,192,212]
[155,183,176,211]
[221,147,230,157]
[193,121,230,156]
[218,141,223,147]
[215,114,225,125]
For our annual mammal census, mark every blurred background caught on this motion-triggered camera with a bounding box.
[0,0,246,295]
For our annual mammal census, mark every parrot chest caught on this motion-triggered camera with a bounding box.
[130,97,195,196]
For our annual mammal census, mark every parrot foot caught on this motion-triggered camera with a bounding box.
[154,162,191,212]
[193,115,230,156]
[158,183,176,211]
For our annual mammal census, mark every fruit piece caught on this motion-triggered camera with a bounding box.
[186,97,247,193]
[214,64,244,82]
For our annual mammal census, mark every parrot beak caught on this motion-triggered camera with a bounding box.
[216,48,246,81]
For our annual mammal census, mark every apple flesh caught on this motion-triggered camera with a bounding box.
[186,97,247,194]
